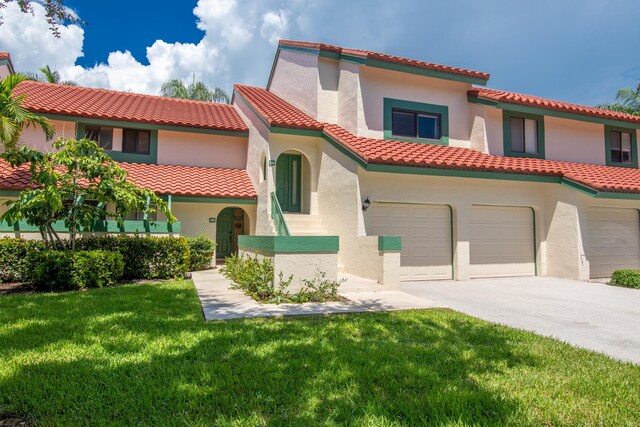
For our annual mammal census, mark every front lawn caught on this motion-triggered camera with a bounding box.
[0,281,638,426]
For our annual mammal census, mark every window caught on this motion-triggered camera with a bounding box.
[122,129,151,154]
[606,126,637,167]
[383,98,449,145]
[84,125,113,150]
[502,110,545,159]
[391,109,441,140]
[610,130,632,164]
[509,117,538,154]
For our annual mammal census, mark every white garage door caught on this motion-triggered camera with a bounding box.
[367,203,452,281]
[470,206,535,278]
[587,207,640,279]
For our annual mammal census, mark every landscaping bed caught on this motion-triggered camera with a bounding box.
[1,280,639,425]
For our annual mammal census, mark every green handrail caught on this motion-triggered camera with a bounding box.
[270,192,290,236]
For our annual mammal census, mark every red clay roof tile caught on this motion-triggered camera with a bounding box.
[0,160,256,199]
[279,40,490,82]
[13,80,249,133]
[238,85,640,195]
[469,87,640,125]
[234,84,323,130]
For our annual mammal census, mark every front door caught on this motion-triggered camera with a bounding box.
[216,208,234,258]
[276,153,302,213]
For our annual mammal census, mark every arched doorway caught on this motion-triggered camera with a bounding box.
[276,151,312,213]
[216,207,249,259]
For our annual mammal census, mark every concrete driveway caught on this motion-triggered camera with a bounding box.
[401,277,640,364]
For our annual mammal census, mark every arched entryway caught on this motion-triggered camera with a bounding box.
[215,207,250,259]
[275,151,311,213]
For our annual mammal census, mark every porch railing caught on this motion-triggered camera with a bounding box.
[270,192,290,236]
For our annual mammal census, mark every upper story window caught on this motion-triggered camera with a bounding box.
[123,128,151,155]
[503,110,545,159]
[84,125,113,150]
[606,126,637,168]
[391,110,441,141]
[384,98,449,145]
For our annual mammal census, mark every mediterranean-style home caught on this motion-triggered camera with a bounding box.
[2,40,640,287]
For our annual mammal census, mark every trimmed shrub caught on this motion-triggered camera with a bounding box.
[0,238,46,283]
[75,235,190,279]
[31,250,124,291]
[186,235,216,271]
[609,269,640,289]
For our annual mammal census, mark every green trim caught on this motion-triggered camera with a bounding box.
[468,94,640,129]
[0,219,180,234]
[270,192,290,236]
[560,179,640,200]
[274,45,489,86]
[378,235,401,251]
[502,110,546,159]
[76,122,158,164]
[604,125,638,168]
[0,59,15,74]
[42,113,248,137]
[383,98,449,145]
[0,190,20,197]
[169,196,257,205]
[321,134,369,168]
[239,235,339,253]
[271,127,323,137]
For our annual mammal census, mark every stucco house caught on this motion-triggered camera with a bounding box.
[2,40,640,287]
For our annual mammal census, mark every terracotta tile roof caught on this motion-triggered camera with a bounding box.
[469,87,640,125]
[279,40,490,82]
[12,80,249,133]
[234,84,323,130]
[0,160,257,199]
[0,52,10,61]
[237,85,640,195]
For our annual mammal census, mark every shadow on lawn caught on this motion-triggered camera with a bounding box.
[0,282,537,425]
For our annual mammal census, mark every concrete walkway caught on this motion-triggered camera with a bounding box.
[191,269,442,321]
[401,276,640,364]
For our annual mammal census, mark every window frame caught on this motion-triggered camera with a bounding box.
[605,125,638,168]
[502,110,545,159]
[383,98,449,145]
[122,128,152,155]
[84,125,114,150]
[76,122,158,164]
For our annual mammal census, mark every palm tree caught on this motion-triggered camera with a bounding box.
[24,65,77,86]
[597,82,640,116]
[0,74,55,149]
[161,75,229,103]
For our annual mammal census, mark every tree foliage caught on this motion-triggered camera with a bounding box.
[597,82,640,116]
[161,76,230,104]
[24,65,77,86]
[0,138,175,250]
[0,74,55,149]
[0,0,82,37]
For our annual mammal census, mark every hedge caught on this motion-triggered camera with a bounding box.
[31,250,124,291]
[609,269,640,289]
[186,235,216,271]
[0,235,190,283]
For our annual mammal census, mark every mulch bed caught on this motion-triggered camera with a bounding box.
[0,283,33,295]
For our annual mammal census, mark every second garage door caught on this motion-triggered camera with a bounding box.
[367,203,452,281]
[587,207,640,279]
[470,205,535,278]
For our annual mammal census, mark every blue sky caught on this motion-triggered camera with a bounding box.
[1,0,638,106]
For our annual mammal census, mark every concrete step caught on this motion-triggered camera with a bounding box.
[283,213,327,236]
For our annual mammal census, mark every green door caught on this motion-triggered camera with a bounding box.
[216,208,234,258]
[275,154,302,213]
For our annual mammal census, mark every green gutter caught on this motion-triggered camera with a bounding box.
[239,235,339,253]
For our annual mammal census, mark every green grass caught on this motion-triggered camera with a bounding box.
[0,281,639,426]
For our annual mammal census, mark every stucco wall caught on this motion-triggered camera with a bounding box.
[0,64,11,80]
[157,130,247,169]
[357,66,473,146]
[269,49,320,119]
[17,119,76,151]
[171,202,255,242]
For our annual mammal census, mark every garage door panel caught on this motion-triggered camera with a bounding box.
[367,203,452,281]
[470,206,535,278]
[587,207,640,279]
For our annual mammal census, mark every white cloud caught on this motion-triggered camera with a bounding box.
[0,0,295,95]
[0,1,84,73]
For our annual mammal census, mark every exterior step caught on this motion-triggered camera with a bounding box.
[283,213,327,236]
